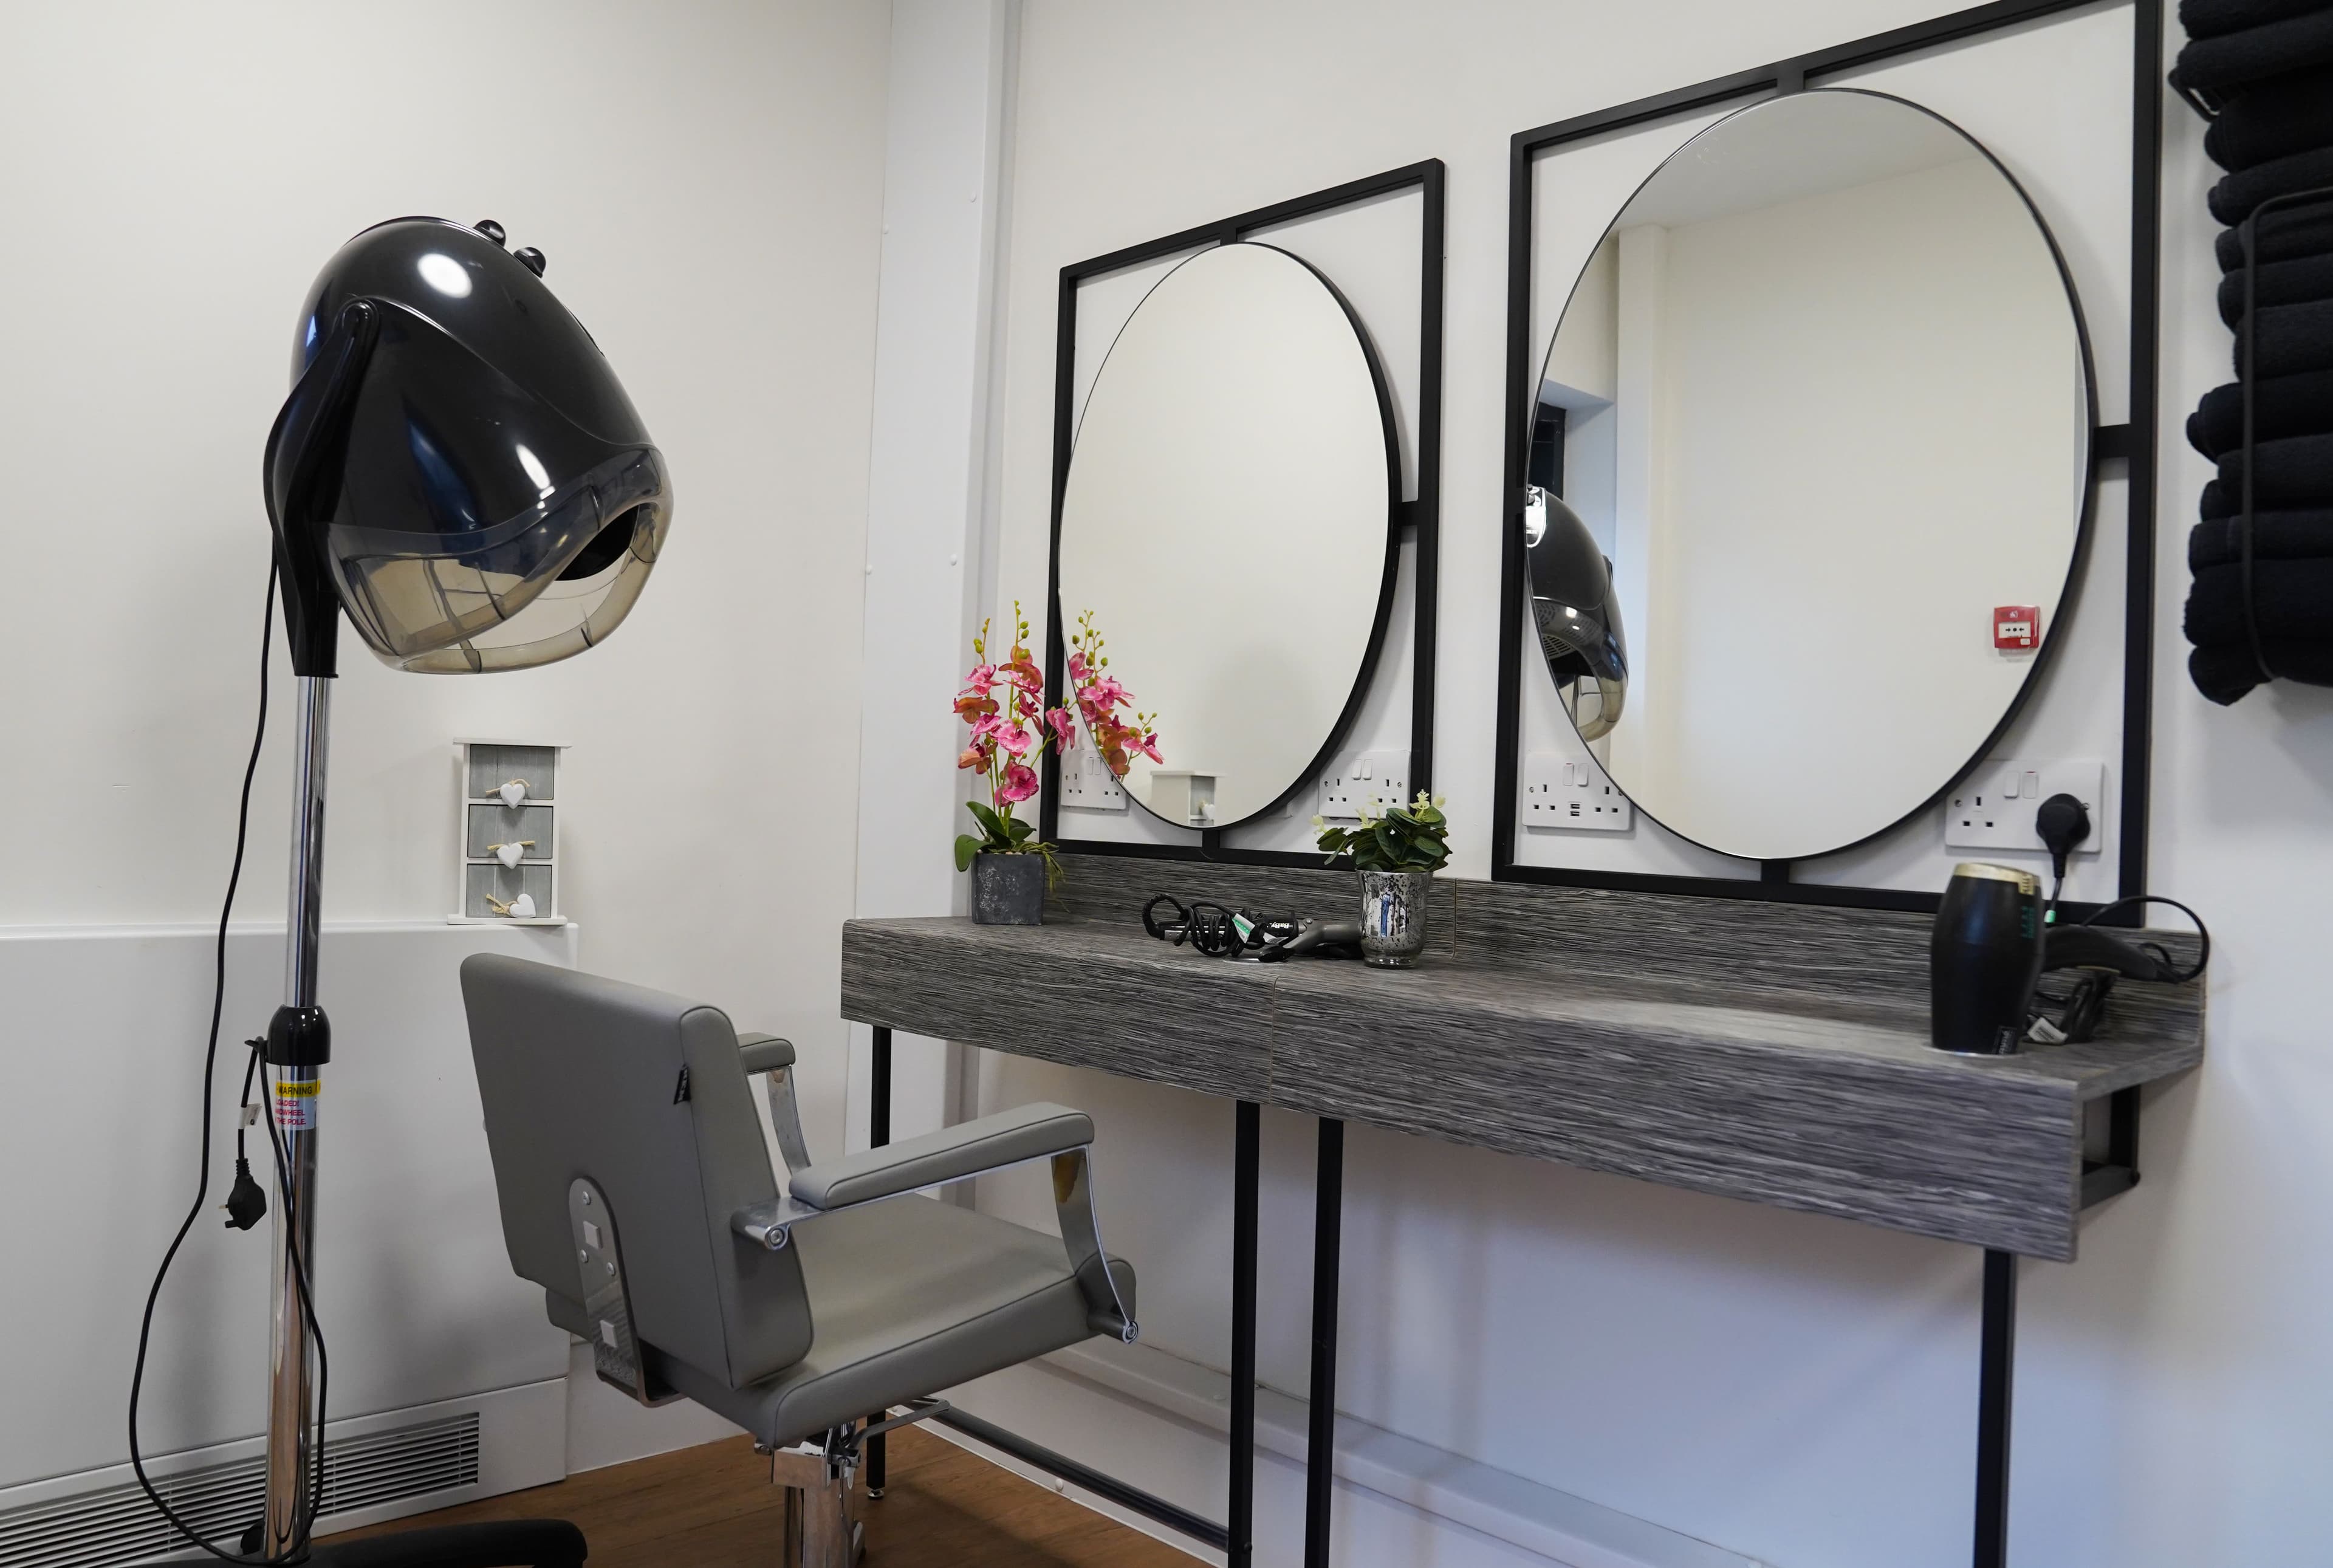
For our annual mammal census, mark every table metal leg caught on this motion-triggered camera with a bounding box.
[1974,1248,2016,1568]
[868,1025,892,1499]
[1304,1119,1345,1568]
[1230,1100,1260,1568]
[872,1021,1238,1551]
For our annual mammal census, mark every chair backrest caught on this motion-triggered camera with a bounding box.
[460,954,812,1386]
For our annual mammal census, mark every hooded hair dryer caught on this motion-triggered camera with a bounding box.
[267,216,670,677]
[142,218,665,1568]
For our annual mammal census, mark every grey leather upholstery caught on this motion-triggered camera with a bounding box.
[655,1197,1134,1447]
[462,955,809,1386]
[788,1103,1094,1210]
[461,954,1134,1447]
[736,1032,795,1076]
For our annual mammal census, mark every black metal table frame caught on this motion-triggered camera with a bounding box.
[998,150,1448,1564]
[886,4,2165,1560]
[872,1022,2143,1568]
[1489,9,2166,1549]
[867,1025,1333,1567]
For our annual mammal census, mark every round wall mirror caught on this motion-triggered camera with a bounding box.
[1057,241,1397,830]
[1526,89,2091,862]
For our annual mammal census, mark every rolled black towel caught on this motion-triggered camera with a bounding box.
[2209,146,2333,225]
[2205,66,2333,170]
[2214,432,2333,505]
[2176,8,2333,92]
[2187,370,2333,455]
[2190,508,2333,569]
[2218,206,2333,270]
[2188,638,2333,702]
[2233,296,2333,378]
[2182,0,2329,41]
[2216,251,2333,326]
[2188,555,2333,643]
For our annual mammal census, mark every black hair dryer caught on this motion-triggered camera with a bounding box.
[1931,862,2043,1055]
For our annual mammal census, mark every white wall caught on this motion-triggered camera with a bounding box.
[0,0,891,1476]
[844,0,1019,1156]
[928,2,2333,1565]
[0,923,574,1491]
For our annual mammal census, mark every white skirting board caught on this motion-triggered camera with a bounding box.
[939,1341,1766,1568]
[0,1379,565,1566]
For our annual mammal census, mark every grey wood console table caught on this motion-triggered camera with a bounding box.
[840,855,2205,1568]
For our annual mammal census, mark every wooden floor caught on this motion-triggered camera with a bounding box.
[335,1426,1196,1567]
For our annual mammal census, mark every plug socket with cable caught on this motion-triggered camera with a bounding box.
[2036,792,2091,902]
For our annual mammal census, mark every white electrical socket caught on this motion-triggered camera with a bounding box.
[1943,759,2104,854]
[1317,750,1411,821]
[1057,733,1126,812]
[1521,750,1632,831]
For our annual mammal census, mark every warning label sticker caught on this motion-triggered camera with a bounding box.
[272,1079,320,1131]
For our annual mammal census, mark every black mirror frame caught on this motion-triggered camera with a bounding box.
[1492,0,2165,919]
[1040,161,1447,865]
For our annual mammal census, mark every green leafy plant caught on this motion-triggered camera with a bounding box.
[955,797,1058,881]
[1312,791,1451,872]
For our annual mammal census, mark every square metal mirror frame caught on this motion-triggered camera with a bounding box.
[1491,0,2165,917]
[1037,160,1447,866]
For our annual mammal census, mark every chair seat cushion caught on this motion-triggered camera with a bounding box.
[648,1195,1135,1448]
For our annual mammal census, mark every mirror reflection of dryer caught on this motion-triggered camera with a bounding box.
[1525,89,2091,861]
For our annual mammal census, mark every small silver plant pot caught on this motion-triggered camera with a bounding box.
[1358,869,1432,967]
[971,852,1046,926]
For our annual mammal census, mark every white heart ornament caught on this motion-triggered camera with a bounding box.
[498,779,528,808]
[496,842,526,870]
[507,893,538,919]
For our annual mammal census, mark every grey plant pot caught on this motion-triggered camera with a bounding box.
[971,852,1046,926]
[1358,868,1433,967]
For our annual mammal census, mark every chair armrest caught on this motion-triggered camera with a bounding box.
[737,1033,796,1075]
[738,1032,810,1173]
[787,1103,1094,1210]
[730,1101,1138,1340]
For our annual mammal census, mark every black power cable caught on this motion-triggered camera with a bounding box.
[2077,895,2214,985]
[127,562,330,1562]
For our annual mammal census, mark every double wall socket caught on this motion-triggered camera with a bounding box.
[1942,758,2104,854]
[1057,732,1126,812]
[1522,751,1632,831]
[1318,750,1411,821]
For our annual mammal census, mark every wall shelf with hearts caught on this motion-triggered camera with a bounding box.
[451,739,568,925]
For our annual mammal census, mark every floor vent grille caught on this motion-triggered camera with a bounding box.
[0,1414,481,1568]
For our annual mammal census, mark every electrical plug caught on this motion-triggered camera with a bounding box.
[2036,792,2091,911]
[224,1156,268,1231]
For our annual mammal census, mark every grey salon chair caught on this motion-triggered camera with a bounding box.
[459,956,1137,1567]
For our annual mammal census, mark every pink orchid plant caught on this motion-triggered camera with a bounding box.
[1066,610,1161,778]
[954,603,1159,880]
